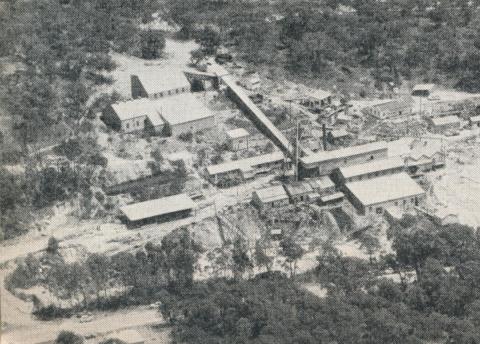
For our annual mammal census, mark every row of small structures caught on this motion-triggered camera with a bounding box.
[251,159,426,216]
[119,139,434,228]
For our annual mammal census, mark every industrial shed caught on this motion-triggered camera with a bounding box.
[469,115,480,127]
[307,176,336,194]
[252,185,290,210]
[103,94,215,136]
[367,97,413,119]
[428,115,461,134]
[412,83,435,97]
[299,141,388,177]
[131,70,191,99]
[226,128,250,151]
[155,93,215,136]
[333,157,405,184]
[120,193,196,228]
[206,151,286,186]
[102,98,164,134]
[284,182,315,204]
[344,172,425,216]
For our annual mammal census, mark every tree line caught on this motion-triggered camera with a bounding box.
[0,0,165,148]
[157,214,480,344]
[0,0,169,239]
[18,212,480,342]
[6,228,202,319]
[167,0,480,92]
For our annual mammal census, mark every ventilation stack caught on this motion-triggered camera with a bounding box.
[322,123,328,151]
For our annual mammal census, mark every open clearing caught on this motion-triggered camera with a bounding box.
[99,39,198,98]
[1,305,165,344]
[426,135,480,228]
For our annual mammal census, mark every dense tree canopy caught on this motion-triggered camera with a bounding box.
[0,168,30,240]
[167,0,480,91]
[157,216,480,344]
[0,0,163,147]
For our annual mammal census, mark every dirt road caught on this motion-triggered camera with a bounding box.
[1,306,163,344]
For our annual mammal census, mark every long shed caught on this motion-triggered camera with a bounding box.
[344,173,425,215]
[120,193,196,227]
[299,141,389,177]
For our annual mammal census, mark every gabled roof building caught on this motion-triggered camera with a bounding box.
[367,97,413,119]
[252,185,290,209]
[333,157,405,184]
[284,181,314,203]
[102,94,215,136]
[103,98,164,133]
[412,83,435,97]
[155,93,215,136]
[344,172,425,215]
[131,70,191,99]
[428,115,461,134]
[207,151,287,186]
[226,128,250,151]
[299,141,389,177]
[120,193,196,227]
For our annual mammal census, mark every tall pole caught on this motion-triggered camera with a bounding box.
[295,118,299,182]
[419,96,422,118]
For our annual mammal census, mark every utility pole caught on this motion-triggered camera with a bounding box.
[295,118,299,182]
[419,95,423,117]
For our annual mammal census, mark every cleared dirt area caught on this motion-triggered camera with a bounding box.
[302,283,328,299]
[2,305,165,344]
[100,39,198,98]
[426,135,480,228]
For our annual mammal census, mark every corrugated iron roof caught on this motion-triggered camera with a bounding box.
[111,98,162,124]
[133,70,190,95]
[284,181,314,196]
[301,141,388,166]
[345,173,424,206]
[338,157,404,179]
[413,83,435,91]
[226,128,250,139]
[120,193,195,221]
[254,185,289,203]
[207,151,284,176]
[430,115,460,126]
[154,93,214,125]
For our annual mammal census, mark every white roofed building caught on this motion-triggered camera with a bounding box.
[102,93,215,136]
[120,193,196,227]
[367,97,413,119]
[428,115,461,134]
[306,176,344,204]
[327,128,351,144]
[299,141,389,177]
[131,70,191,99]
[336,113,353,124]
[226,128,250,151]
[284,181,315,204]
[307,176,336,194]
[344,172,426,216]
[167,150,194,168]
[333,157,405,184]
[469,115,480,127]
[102,98,165,134]
[207,151,287,187]
[154,93,215,136]
[240,72,261,91]
[252,185,290,209]
[301,89,333,109]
